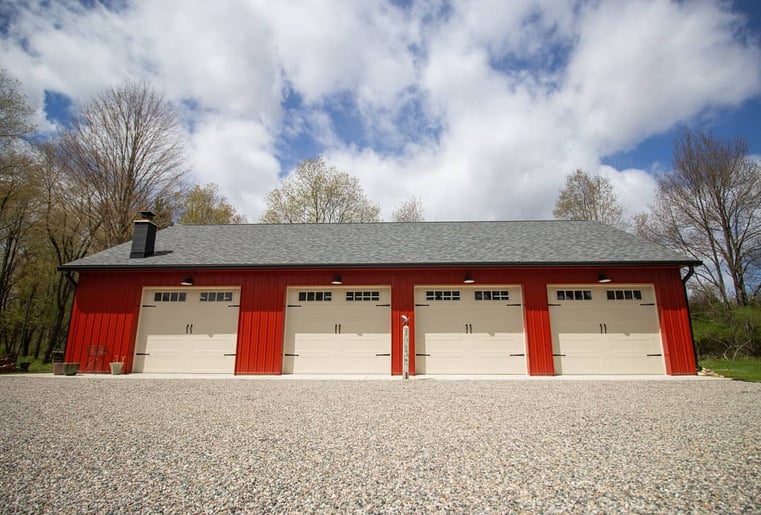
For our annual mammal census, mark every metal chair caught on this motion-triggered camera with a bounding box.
[86,344,108,373]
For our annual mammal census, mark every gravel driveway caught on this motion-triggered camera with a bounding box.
[1,376,759,513]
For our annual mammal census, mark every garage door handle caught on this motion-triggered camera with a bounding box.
[509,353,525,357]
[416,353,431,356]
[647,353,662,357]
[600,323,603,334]
[375,353,390,356]
[136,353,150,356]
[284,353,299,357]
[603,323,607,334]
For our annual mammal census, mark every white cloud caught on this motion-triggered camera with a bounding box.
[189,115,280,219]
[562,0,761,155]
[2,0,759,223]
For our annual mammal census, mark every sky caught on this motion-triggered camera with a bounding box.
[2,0,760,223]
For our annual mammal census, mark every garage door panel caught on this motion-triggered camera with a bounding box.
[554,355,604,375]
[284,288,391,374]
[140,335,191,373]
[134,288,240,374]
[549,285,665,375]
[415,286,527,375]
[607,355,665,375]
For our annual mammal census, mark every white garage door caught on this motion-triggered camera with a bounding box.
[548,285,665,375]
[133,288,240,373]
[283,287,391,374]
[414,286,526,374]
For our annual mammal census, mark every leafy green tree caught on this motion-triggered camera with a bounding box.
[262,157,380,223]
[179,183,246,224]
[553,169,624,227]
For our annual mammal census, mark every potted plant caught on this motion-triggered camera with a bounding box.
[63,362,79,376]
[109,356,125,375]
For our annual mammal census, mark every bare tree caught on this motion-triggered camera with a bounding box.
[0,69,38,327]
[261,157,380,223]
[179,183,246,224]
[58,82,187,249]
[36,142,103,360]
[0,69,34,150]
[392,196,425,222]
[553,169,624,227]
[637,129,761,307]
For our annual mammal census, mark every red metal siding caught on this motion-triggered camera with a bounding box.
[65,265,697,375]
[523,277,555,375]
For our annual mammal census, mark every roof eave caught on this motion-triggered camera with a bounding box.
[59,259,703,272]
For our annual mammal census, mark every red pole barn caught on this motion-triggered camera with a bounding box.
[60,215,700,376]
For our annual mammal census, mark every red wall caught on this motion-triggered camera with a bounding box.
[65,266,697,375]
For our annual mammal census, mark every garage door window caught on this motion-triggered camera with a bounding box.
[474,290,510,301]
[426,290,460,301]
[556,290,592,301]
[298,291,332,302]
[346,291,380,301]
[606,289,643,301]
[200,291,233,302]
[154,291,187,302]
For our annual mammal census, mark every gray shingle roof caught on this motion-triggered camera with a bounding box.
[60,220,699,270]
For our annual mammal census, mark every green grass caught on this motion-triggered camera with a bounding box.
[13,357,53,374]
[699,357,761,382]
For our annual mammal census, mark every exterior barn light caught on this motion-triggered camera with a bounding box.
[331,276,343,285]
[180,277,193,286]
[598,274,612,283]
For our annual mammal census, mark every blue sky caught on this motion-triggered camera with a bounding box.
[2,0,760,222]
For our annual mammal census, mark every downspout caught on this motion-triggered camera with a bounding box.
[681,265,699,372]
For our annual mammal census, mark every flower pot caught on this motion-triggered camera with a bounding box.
[109,362,123,375]
[63,363,79,376]
[53,362,64,375]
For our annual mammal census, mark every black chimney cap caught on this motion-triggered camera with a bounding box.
[139,211,156,221]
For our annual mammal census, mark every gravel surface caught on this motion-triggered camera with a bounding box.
[1,376,759,513]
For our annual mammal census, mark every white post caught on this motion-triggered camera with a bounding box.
[402,325,410,379]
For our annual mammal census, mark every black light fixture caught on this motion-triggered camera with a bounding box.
[180,277,193,286]
[598,274,611,283]
[331,275,343,285]
[463,274,475,284]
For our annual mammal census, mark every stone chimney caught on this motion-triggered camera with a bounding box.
[130,211,157,258]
